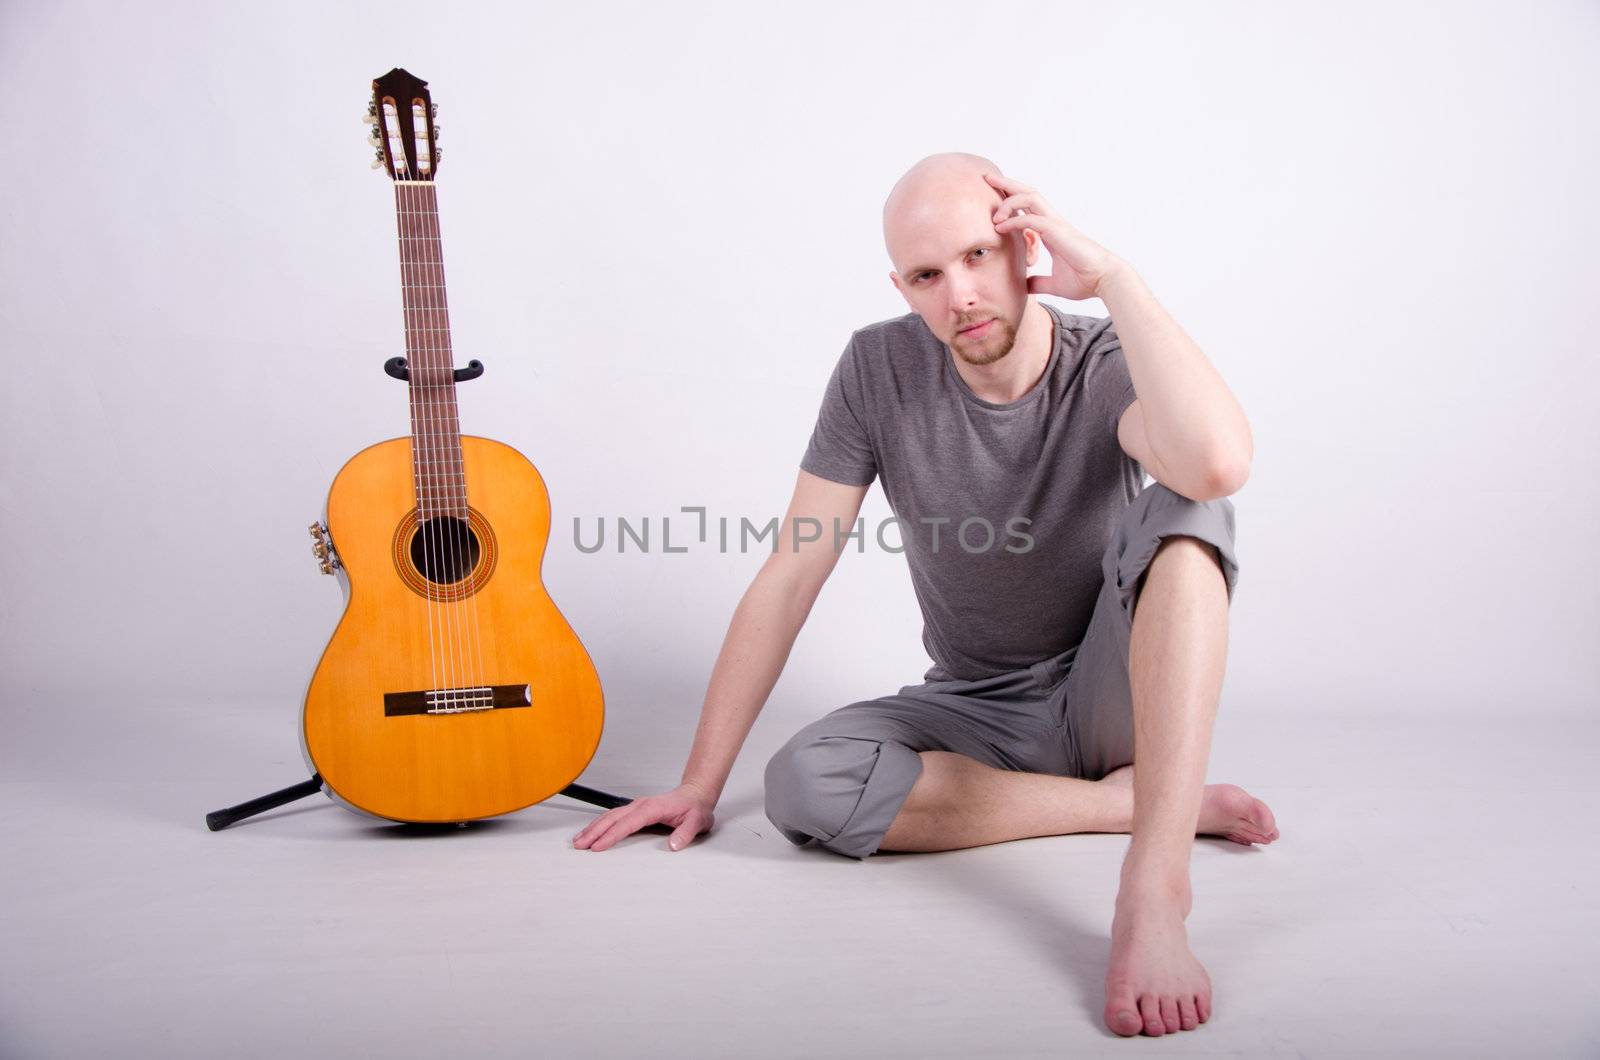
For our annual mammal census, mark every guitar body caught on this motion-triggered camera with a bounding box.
[302,435,604,822]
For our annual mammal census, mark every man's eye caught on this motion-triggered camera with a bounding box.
[971,248,989,260]
[915,272,934,282]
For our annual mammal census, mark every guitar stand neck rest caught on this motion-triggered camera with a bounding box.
[383,356,485,383]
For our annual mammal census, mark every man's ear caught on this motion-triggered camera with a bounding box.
[1024,228,1041,267]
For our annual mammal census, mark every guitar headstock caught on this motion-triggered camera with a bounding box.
[366,68,440,180]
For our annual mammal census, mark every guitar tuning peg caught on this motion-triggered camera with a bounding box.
[363,113,378,125]
[371,158,386,169]
[430,103,438,118]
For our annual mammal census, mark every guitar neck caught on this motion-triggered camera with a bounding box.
[394,179,466,516]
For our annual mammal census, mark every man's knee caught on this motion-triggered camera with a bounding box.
[1105,482,1240,615]
[764,727,922,860]
[765,736,842,843]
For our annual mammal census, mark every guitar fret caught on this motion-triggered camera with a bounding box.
[392,179,473,517]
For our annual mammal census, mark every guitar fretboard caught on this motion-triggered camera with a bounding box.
[395,180,466,518]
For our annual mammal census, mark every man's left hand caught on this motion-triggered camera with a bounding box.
[984,172,1126,300]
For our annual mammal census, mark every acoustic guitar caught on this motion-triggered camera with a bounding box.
[300,68,604,823]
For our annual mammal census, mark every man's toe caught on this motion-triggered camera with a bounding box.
[1178,994,1199,1030]
[1140,995,1166,1036]
[1104,987,1142,1037]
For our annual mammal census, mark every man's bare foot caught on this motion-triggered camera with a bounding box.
[1101,768,1279,846]
[1196,783,1279,845]
[1104,885,1211,1036]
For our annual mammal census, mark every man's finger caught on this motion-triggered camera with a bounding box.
[995,212,1049,235]
[983,171,1031,194]
[588,806,658,851]
[668,819,699,851]
[572,809,613,847]
[992,193,1033,220]
[585,812,641,851]
[573,801,634,847]
[575,801,643,848]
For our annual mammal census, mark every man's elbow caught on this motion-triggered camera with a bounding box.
[1159,452,1249,503]
[1200,451,1251,500]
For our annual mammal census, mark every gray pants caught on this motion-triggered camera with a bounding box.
[763,482,1240,859]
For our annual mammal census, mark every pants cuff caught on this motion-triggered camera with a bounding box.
[822,738,925,859]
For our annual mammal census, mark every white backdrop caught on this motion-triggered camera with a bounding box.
[3,0,1596,770]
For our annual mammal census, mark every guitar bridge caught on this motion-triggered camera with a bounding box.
[383,684,532,717]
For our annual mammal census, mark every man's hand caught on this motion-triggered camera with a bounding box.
[571,782,717,852]
[984,171,1127,300]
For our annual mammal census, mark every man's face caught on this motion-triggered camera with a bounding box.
[886,177,1039,367]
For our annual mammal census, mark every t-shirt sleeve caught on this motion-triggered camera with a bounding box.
[1083,315,1138,437]
[799,337,878,487]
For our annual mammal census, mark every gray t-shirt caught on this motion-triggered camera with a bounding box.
[801,301,1144,681]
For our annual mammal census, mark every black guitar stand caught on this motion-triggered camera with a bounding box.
[382,355,484,383]
[205,774,649,832]
[206,353,654,834]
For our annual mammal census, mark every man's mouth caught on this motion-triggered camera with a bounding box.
[958,319,994,337]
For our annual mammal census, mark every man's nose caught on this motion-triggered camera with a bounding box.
[946,273,980,314]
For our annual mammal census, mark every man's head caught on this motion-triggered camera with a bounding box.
[883,152,1041,366]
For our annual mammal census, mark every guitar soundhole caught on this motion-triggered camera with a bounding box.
[409,517,482,585]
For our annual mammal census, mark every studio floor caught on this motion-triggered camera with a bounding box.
[2,699,1595,1058]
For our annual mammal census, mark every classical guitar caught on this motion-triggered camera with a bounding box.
[300,68,604,823]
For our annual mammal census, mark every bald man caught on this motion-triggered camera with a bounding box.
[572,152,1277,1038]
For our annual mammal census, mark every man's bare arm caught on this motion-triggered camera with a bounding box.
[676,469,870,803]
[1098,265,1253,500]
[572,468,870,851]
[981,172,1253,500]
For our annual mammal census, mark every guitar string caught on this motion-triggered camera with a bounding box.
[407,175,465,708]
[409,173,465,708]
[394,166,441,709]
[417,175,490,706]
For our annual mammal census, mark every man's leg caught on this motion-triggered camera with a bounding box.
[1105,533,1232,1037]
[775,680,1275,857]
[1011,481,1252,1037]
[877,745,1276,853]
[764,691,1027,859]
[882,477,1271,860]
[879,752,1129,851]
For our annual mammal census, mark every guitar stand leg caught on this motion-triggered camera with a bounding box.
[206,775,326,831]
[557,782,635,811]
[206,776,645,831]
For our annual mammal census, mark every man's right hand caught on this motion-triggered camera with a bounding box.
[571,783,717,852]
